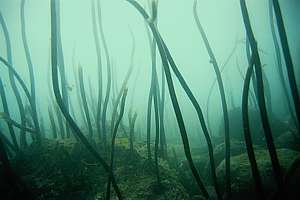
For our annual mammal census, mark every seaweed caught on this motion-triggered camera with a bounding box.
[20,0,41,142]
[128,111,137,153]
[270,0,300,127]
[97,0,112,150]
[125,1,210,198]
[50,1,123,198]
[0,78,19,150]
[193,1,231,198]
[48,106,58,139]
[240,0,284,196]
[78,66,94,138]
[106,89,128,200]
[0,12,27,148]
[268,0,298,128]
[242,55,265,200]
[91,0,103,141]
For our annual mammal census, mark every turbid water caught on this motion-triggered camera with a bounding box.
[0,0,299,200]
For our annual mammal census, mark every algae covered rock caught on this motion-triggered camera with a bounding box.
[216,148,300,200]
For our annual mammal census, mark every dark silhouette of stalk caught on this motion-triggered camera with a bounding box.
[106,89,128,200]
[56,0,70,138]
[268,0,298,127]
[48,106,58,139]
[271,0,300,126]
[146,88,153,160]
[55,105,65,139]
[88,78,97,121]
[0,113,36,134]
[242,55,265,200]
[0,12,27,148]
[129,111,137,153]
[0,78,19,150]
[126,1,210,198]
[159,64,167,158]
[78,66,93,138]
[97,0,112,150]
[20,0,41,143]
[91,0,103,141]
[240,0,284,196]
[145,14,161,184]
[51,1,122,198]
[193,1,230,198]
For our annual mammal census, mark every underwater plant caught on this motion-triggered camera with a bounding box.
[240,0,284,196]
[106,88,128,200]
[51,1,122,198]
[0,12,27,148]
[48,106,58,139]
[91,0,103,141]
[270,0,300,126]
[20,0,41,142]
[78,66,94,138]
[97,0,112,151]
[126,0,210,198]
[268,0,298,128]
[0,78,19,151]
[242,55,265,200]
[128,111,137,153]
[193,1,231,198]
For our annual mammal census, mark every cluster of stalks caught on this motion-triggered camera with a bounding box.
[0,1,299,200]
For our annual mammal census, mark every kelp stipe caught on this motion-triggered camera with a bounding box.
[20,0,41,142]
[0,13,27,148]
[193,1,230,198]
[56,0,70,138]
[129,111,137,153]
[97,0,112,150]
[271,0,300,127]
[78,66,94,138]
[0,78,19,151]
[48,106,58,139]
[125,1,210,198]
[242,55,265,200]
[268,0,298,128]
[240,0,284,196]
[50,1,123,199]
[106,89,128,200]
[91,0,103,141]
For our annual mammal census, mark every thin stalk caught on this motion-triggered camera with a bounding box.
[51,1,122,198]
[48,106,58,139]
[21,0,41,142]
[106,89,128,200]
[78,66,94,138]
[193,1,230,198]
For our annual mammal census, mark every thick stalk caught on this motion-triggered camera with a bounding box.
[240,0,284,195]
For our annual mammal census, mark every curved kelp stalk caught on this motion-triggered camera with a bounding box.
[20,0,41,142]
[270,0,300,127]
[240,0,284,196]
[0,13,27,148]
[145,14,161,185]
[268,0,298,128]
[56,0,70,138]
[129,111,137,153]
[242,55,265,200]
[106,89,128,200]
[0,78,19,150]
[50,1,123,199]
[125,1,210,198]
[97,0,112,150]
[78,66,94,138]
[91,0,103,141]
[193,1,230,198]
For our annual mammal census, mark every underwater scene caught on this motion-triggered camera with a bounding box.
[0,0,299,199]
